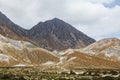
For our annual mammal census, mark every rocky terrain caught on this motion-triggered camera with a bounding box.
[59,50,120,69]
[83,38,120,61]
[28,18,95,51]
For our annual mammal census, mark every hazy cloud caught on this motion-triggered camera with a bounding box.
[0,0,120,40]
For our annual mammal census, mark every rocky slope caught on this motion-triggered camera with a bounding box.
[0,12,27,40]
[56,37,120,69]
[57,49,120,69]
[83,38,120,60]
[0,34,59,66]
[28,18,95,51]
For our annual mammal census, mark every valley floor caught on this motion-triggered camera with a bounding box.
[0,67,120,80]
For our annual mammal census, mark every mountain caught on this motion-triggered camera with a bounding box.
[0,12,27,40]
[0,34,59,66]
[28,18,95,51]
[0,12,95,51]
[83,38,120,60]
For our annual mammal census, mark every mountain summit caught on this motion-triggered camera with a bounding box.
[28,18,95,51]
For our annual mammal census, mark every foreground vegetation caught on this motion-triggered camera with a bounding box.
[0,67,120,80]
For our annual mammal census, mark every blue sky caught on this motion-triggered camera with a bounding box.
[0,0,120,40]
[105,0,120,8]
[97,31,120,40]
[104,32,120,38]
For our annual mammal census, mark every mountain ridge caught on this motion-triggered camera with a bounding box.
[0,12,27,36]
[0,11,95,51]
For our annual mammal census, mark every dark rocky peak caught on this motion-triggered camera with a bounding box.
[30,18,64,30]
[29,18,95,51]
[30,18,80,35]
[50,18,66,24]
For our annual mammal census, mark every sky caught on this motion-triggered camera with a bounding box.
[0,0,120,40]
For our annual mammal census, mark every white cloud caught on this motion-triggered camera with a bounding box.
[73,5,120,40]
[0,0,120,40]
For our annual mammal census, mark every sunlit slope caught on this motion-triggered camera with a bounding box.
[0,34,59,66]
